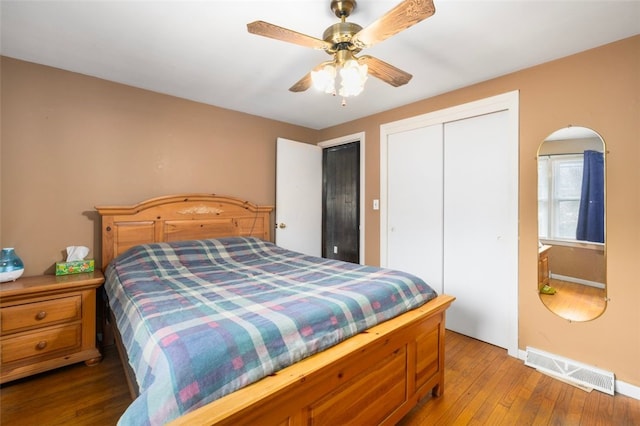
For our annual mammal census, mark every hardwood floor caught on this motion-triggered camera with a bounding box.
[1,332,638,425]
[399,332,640,426]
[0,345,130,425]
[539,279,607,322]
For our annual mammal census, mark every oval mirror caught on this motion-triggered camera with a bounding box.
[537,126,606,321]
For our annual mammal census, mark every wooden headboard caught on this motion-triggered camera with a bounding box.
[95,194,273,269]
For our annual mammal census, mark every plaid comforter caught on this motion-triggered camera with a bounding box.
[105,237,437,425]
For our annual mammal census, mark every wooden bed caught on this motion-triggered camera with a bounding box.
[96,193,454,426]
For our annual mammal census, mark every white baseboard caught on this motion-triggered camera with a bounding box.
[550,273,605,289]
[616,380,640,400]
[517,349,639,400]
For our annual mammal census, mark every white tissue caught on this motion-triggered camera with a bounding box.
[66,246,89,262]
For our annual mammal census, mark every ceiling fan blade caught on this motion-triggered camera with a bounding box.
[247,21,332,50]
[352,0,435,48]
[359,55,412,87]
[289,62,332,92]
[289,73,313,92]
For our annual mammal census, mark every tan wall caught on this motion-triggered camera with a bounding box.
[318,35,640,388]
[2,35,638,388]
[0,57,317,274]
[549,245,605,284]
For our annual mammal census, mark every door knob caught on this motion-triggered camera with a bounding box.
[278,223,287,229]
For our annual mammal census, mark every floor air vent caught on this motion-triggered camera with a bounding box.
[525,347,615,395]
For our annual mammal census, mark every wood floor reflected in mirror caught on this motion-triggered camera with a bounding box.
[540,279,607,322]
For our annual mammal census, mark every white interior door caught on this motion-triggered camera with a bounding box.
[275,138,322,256]
[443,110,518,352]
[386,124,444,293]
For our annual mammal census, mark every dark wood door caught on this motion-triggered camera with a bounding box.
[322,142,360,263]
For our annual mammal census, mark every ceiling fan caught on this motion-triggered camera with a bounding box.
[247,0,436,99]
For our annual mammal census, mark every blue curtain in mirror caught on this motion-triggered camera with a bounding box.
[576,150,604,243]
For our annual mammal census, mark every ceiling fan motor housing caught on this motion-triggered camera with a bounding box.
[323,22,363,54]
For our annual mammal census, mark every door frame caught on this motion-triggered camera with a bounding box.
[379,91,519,357]
[319,132,366,264]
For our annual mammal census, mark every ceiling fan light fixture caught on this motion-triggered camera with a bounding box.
[311,60,368,98]
[338,59,368,97]
[311,64,337,94]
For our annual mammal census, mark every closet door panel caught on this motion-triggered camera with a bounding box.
[387,124,444,293]
[443,110,517,350]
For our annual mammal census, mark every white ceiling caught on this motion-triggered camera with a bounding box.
[1,1,638,130]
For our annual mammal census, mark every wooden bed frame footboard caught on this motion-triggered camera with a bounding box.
[169,294,454,426]
[96,194,455,426]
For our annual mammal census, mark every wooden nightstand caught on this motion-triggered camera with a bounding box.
[538,245,552,291]
[0,271,104,383]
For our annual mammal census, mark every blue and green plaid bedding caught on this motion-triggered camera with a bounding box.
[105,237,437,425]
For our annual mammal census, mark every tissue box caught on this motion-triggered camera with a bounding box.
[55,259,95,276]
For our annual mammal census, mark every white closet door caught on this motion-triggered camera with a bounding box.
[386,124,443,293]
[443,110,518,350]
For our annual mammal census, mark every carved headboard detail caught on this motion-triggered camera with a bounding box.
[95,194,273,269]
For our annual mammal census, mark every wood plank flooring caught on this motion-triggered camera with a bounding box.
[0,345,130,425]
[400,332,640,426]
[2,332,638,425]
[539,278,607,322]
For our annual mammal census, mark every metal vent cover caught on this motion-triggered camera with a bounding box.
[525,347,615,395]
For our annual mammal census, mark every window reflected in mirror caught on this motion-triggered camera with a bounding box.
[537,126,606,321]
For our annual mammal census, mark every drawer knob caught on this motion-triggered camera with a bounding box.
[36,341,48,350]
[35,311,47,320]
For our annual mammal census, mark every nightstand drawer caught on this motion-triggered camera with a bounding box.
[1,295,81,333]
[1,323,82,364]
